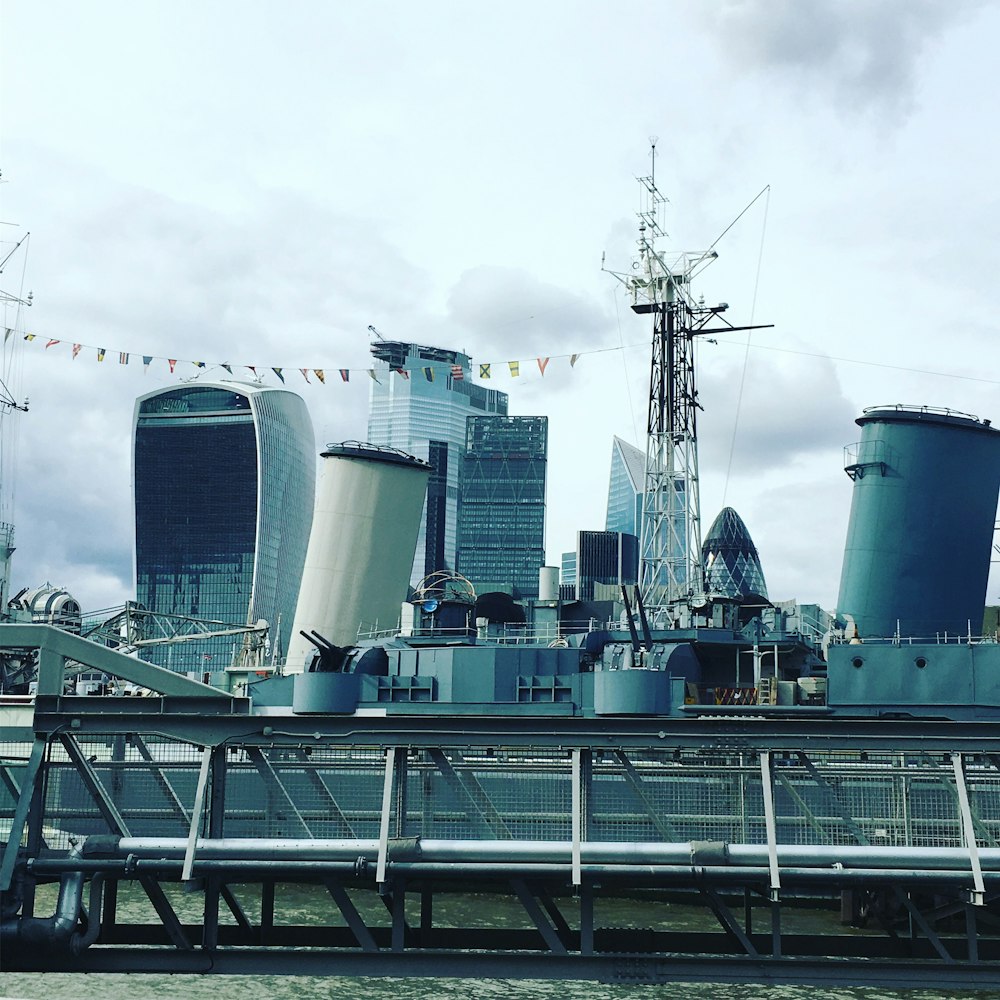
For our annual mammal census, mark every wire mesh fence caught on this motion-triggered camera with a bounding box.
[11,734,998,853]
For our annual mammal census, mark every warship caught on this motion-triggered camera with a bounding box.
[3,155,1000,989]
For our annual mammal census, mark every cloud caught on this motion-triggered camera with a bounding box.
[698,344,856,476]
[445,266,612,360]
[705,0,986,120]
[40,182,429,366]
[8,363,134,609]
[5,168,440,610]
[746,476,852,609]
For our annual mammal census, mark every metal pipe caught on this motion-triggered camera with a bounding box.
[388,863,999,885]
[108,837,1000,870]
[27,857,998,886]
[0,845,103,955]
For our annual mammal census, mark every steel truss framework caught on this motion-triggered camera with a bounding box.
[639,295,770,611]
[4,697,1000,987]
[622,235,771,614]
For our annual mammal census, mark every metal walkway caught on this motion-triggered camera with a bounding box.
[5,693,1000,986]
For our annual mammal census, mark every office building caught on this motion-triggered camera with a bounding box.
[561,551,577,590]
[133,381,315,670]
[574,530,639,601]
[456,415,547,598]
[605,436,645,537]
[367,341,508,588]
[702,507,768,601]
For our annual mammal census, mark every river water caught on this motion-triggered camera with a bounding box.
[2,883,998,999]
[1,976,996,1000]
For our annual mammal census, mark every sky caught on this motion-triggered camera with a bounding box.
[1,0,999,617]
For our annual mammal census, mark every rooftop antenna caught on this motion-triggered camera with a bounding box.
[603,141,771,619]
[367,324,387,342]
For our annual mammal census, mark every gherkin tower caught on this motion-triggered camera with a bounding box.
[702,507,768,600]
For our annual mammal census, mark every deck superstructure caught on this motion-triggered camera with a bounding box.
[4,624,1000,987]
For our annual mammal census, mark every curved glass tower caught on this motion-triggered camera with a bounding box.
[133,381,315,670]
[702,507,768,601]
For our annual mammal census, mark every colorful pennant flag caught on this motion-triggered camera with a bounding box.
[13,328,614,390]
[142,355,153,371]
[3,329,11,343]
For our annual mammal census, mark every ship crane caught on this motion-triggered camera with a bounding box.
[604,141,771,622]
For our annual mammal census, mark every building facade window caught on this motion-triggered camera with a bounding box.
[133,382,315,670]
[456,415,547,598]
[701,507,768,600]
[367,342,508,588]
[605,436,645,538]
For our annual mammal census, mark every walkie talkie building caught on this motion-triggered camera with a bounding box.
[132,381,315,671]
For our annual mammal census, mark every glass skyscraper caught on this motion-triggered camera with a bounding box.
[456,415,547,598]
[574,530,639,602]
[132,381,315,671]
[605,436,645,537]
[367,341,508,588]
[702,507,768,601]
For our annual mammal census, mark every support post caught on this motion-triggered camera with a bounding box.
[571,748,584,886]
[760,750,780,901]
[0,737,44,891]
[182,746,212,882]
[952,752,986,906]
[377,747,399,886]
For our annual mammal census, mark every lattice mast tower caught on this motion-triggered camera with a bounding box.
[0,173,31,618]
[606,143,763,616]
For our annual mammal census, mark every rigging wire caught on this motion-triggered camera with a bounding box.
[721,186,769,506]
[720,339,1000,387]
[706,186,771,257]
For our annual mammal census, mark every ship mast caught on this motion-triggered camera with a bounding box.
[0,170,31,618]
[605,141,768,621]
